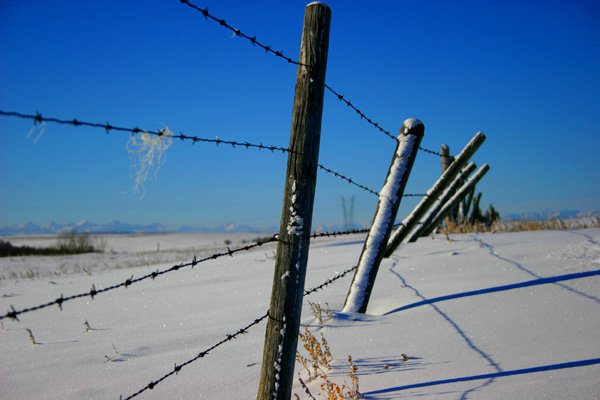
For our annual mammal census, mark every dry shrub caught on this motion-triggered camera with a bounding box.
[295,327,360,399]
[308,301,333,326]
[439,217,599,235]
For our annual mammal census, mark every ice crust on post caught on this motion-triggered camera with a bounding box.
[343,119,423,314]
[286,181,304,237]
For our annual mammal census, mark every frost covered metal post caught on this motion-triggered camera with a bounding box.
[406,162,477,241]
[257,3,330,400]
[384,131,486,257]
[342,119,424,314]
[419,164,490,237]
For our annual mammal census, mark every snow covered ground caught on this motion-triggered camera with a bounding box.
[1,229,599,399]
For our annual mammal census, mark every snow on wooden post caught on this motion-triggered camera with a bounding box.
[256,3,330,400]
[419,164,490,235]
[407,162,477,241]
[384,131,486,257]
[342,119,424,314]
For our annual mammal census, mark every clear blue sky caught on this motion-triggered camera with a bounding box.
[1,0,599,230]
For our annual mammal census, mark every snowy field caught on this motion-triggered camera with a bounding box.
[1,229,599,399]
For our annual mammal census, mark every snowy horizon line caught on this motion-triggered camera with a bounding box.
[1,208,597,236]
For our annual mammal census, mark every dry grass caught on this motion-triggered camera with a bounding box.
[308,301,333,326]
[439,217,599,235]
[295,327,360,399]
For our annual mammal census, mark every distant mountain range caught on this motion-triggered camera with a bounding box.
[1,210,597,236]
[0,220,275,236]
[502,209,599,221]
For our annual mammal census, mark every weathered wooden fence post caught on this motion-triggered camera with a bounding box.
[342,119,424,314]
[440,144,459,222]
[441,144,453,173]
[420,164,490,236]
[384,131,486,257]
[257,3,330,400]
[462,188,475,222]
[406,162,477,242]
[469,192,483,225]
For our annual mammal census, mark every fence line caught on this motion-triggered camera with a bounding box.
[0,109,427,198]
[121,263,358,400]
[324,84,449,158]
[0,235,281,322]
[176,1,449,159]
[121,312,269,400]
[303,264,358,296]
[323,83,398,142]
[179,0,307,67]
[0,226,386,323]
[317,164,425,198]
[418,145,451,158]
[0,3,489,398]
[0,110,294,154]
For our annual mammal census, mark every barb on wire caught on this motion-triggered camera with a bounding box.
[325,85,451,158]
[311,228,370,239]
[0,235,280,322]
[179,0,306,67]
[418,145,449,158]
[0,110,293,155]
[121,263,356,399]
[175,2,450,159]
[324,84,398,142]
[317,164,379,196]
[1,109,427,197]
[121,312,269,400]
[309,221,424,242]
[176,1,448,160]
[303,265,358,296]
[317,164,426,198]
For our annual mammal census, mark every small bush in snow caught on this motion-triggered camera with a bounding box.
[295,327,360,399]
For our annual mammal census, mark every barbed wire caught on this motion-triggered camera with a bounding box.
[311,228,370,239]
[304,265,358,296]
[120,312,269,400]
[317,164,379,196]
[0,109,428,198]
[316,165,426,198]
[120,262,356,399]
[174,3,449,159]
[323,84,397,142]
[0,110,293,154]
[0,224,407,322]
[324,86,449,158]
[0,235,281,322]
[178,0,306,67]
[418,145,450,158]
